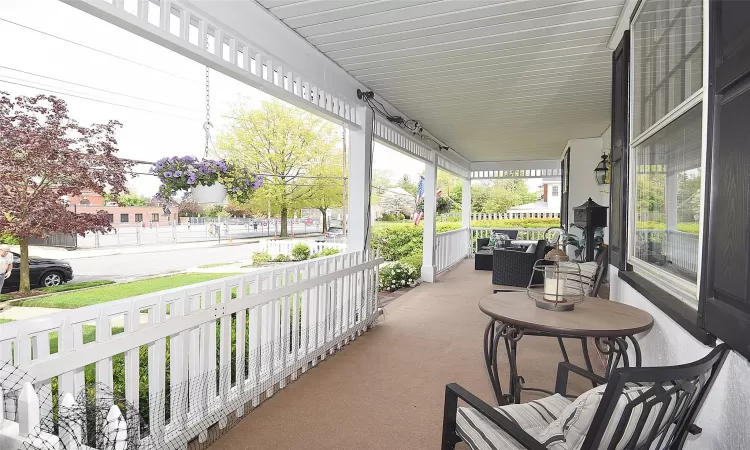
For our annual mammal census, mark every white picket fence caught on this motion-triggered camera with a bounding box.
[435,228,471,275]
[265,239,347,257]
[0,251,382,449]
[471,212,560,220]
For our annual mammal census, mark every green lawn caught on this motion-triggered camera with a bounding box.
[21,273,239,309]
[0,319,13,324]
[0,280,115,302]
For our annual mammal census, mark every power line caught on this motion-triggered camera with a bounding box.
[0,79,201,122]
[0,66,201,111]
[0,17,202,85]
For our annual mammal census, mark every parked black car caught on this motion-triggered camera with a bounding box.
[1,252,74,293]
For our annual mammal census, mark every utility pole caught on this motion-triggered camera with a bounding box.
[342,127,348,238]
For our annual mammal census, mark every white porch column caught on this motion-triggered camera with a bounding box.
[421,156,438,282]
[347,106,373,252]
[462,178,472,255]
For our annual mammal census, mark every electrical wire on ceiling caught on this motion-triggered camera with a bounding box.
[356,89,450,153]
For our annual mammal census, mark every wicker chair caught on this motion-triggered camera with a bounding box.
[491,240,549,286]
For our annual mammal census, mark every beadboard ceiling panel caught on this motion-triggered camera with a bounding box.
[256,0,624,162]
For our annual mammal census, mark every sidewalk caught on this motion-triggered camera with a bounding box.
[8,237,266,260]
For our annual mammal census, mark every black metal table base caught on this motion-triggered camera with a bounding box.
[483,319,643,405]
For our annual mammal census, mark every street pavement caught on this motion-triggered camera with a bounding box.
[67,241,266,283]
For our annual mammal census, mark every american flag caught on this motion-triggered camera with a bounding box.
[414,175,425,225]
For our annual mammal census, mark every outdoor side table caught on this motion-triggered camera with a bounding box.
[478,291,653,405]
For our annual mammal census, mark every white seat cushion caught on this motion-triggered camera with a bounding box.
[456,394,571,450]
[456,382,680,450]
[536,383,678,450]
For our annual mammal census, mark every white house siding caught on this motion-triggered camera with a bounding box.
[610,266,750,450]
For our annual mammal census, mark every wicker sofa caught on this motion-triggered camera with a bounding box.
[491,240,550,286]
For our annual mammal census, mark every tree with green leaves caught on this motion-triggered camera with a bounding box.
[396,174,418,196]
[114,193,149,206]
[307,149,344,231]
[217,100,338,236]
[471,179,538,213]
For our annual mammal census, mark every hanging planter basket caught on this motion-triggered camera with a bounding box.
[191,183,228,205]
[150,156,263,207]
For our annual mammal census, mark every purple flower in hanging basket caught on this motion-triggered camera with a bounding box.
[173,170,183,177]
[187,175,198,185]
[252,177,264,189]
[163,171,173,178]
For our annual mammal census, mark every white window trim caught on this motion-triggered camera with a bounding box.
[626,0,709,307]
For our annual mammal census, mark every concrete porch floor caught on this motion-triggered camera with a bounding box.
[209,259,598,450]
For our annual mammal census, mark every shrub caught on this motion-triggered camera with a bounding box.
[310,247,342,259]
[291,243,311,261]
[371,224,423,261]
[0,231,19,245]
[470,218,561,229]
[380,213,396,221]
[398,252,423,278]
[273,254,291,262]
[379,261,418,292]
[252,251,272,265]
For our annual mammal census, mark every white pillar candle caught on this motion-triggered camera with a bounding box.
[544,276,567,302]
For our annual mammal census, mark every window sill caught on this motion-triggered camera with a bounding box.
[618,270,716,345]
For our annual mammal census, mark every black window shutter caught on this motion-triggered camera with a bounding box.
[702,0,750,357]
[609,31,629,270]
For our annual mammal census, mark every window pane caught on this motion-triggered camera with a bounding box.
[633,105,701,284]
[633,0,702,136]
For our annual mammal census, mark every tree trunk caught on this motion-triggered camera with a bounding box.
[319,208,327,232]
[19,236,30,292]
[280,207,288,237]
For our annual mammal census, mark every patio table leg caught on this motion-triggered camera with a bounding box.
[483,319,525,405]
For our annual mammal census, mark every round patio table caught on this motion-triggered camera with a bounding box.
[479,291,653,405]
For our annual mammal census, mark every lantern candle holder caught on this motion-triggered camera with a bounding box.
[527,248,585,311]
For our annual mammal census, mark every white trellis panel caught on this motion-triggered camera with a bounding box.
[437,155,471,179]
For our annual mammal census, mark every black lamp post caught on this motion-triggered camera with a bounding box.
[594,153,610,185]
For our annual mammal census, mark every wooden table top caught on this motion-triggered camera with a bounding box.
[479,291,654,337]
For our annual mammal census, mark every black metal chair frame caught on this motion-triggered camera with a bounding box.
[442,344,729,450]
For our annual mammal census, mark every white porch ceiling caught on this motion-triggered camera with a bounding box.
[256,0,623,162]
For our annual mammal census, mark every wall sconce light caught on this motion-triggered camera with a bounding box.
[594,153,610,185]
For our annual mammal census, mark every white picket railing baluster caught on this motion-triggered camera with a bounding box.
[0,252,382,449]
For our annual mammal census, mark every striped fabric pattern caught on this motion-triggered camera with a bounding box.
[537,382,677,450]
[457,382,683,450]
[558,262,599,296]
[456,394,571,450]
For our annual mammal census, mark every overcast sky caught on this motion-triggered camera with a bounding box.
[1,0,427,197]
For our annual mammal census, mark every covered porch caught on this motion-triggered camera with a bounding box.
[207,260,597,450]
[3,0,750,450]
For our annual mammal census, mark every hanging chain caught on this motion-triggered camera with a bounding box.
[203,65,212,158]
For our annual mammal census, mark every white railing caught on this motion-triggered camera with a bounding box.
[265,239,347,257]
[634,229,699,277]
[0,251,382,449]
[435,228,471,275]
[471,212,560,220]
[471,228,548,252]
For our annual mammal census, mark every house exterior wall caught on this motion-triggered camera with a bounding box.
[564,137,609,223]
[73,206,179,225]
[67,189,106,206]
[609,266,750,450]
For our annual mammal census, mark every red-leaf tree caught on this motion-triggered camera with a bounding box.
[0,92,133,291]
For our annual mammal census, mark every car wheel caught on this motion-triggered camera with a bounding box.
[41,271,63,287]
